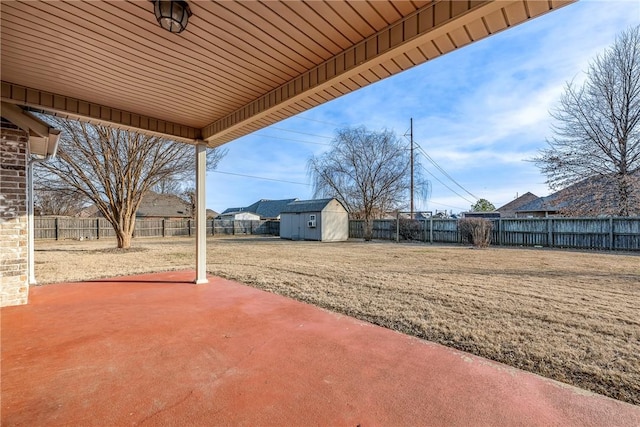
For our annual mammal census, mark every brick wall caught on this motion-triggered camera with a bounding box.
[1,122,29,307]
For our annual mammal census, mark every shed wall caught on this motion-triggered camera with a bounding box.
[320,202,349,242]
[280,212,321,240]
[279,214,294,239]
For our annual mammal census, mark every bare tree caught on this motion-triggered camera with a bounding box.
[35,117,225,248]
[33,188,88,216]
[152,178,184,195]
[534,25,640,216]
[308,126,428,241]
[180,187,197,219]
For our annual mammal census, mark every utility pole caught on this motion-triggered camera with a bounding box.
[410,118,414,220]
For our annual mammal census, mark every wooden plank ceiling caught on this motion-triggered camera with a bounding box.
[1,0,574,147]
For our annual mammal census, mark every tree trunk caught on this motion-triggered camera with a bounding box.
[616,174,631,217]
[116,231,132,249]
[363,217,373,241]
[114,215,135,249]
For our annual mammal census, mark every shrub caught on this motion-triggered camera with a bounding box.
[458,218,493,248]
[398,219,423,241]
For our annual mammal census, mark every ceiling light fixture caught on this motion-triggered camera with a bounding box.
[153,0,192,34]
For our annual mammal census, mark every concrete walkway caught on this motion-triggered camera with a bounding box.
[2,271,638,426]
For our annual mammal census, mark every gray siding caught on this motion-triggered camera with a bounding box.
[280,198,348,241]
[281,212,321,240]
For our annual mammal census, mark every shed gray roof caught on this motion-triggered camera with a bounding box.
[281,198,336,213]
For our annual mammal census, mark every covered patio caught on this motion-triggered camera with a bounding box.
[3,271,638,426]
[7,1,634,424]
[1,0,575,300]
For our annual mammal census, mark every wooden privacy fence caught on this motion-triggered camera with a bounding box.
[33,216,639,251]
[349,217,640,251]
[34,217,280,240]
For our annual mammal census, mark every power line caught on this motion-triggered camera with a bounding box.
[427,200,468,211]
[211,170,310,186]
[414,142,479,201]
[292,115,342,127]
[268,126,333,139]
[417,163,475,205]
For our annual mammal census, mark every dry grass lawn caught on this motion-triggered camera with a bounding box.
[35,236,640,405]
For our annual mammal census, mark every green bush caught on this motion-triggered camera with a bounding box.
[458,218,493,248]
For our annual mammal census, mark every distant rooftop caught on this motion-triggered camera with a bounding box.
[221,198,298,219]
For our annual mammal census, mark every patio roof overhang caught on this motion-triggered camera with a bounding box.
[1,101,60,157]
[1,0,574,147]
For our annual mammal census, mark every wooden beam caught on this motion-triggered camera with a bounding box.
[2,82,200,143]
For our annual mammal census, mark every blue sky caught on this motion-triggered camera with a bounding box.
[206,0,640,214]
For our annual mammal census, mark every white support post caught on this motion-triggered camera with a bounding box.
[195,143,208,284]
[28,162,36,285]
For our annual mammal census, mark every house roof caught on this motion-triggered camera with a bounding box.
[497,192,540,215]
[219,211,260,218]
[281,198,337,214]
[222,198,298,218]
[246,198,298,218]
[516,195,563,213]
[136,192,189,218]
[78,192,191,218]
[514,171,640,216]
[221,207,244,215]
[1,1,573,147]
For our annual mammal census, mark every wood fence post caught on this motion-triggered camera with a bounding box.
[188,219,191,237]
[55,217,59,241]
[609,217,614,250]
[96,218,100,239]
[396,211,400,243]
[162,219,166,237]
[430,217,433,244]
[498,219,503,246]
[547,218,553,248]
[423,220,427,243]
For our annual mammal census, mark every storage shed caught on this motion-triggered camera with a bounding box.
[280,198,348,242]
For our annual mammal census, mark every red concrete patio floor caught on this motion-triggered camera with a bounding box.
[2,271,638,426]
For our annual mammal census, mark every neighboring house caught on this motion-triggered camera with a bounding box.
[508,172,640,218]
[220,198,298,220]
[206,209,219,219]
[514,195,562,218]
[280,198,348,242]
[78,192,192,219]
[218,211,261,221]
[136,192,190,219]
[496,192,540,218]
[414,212,434,220]
[76,205,100,218]
[220,206,243,215]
